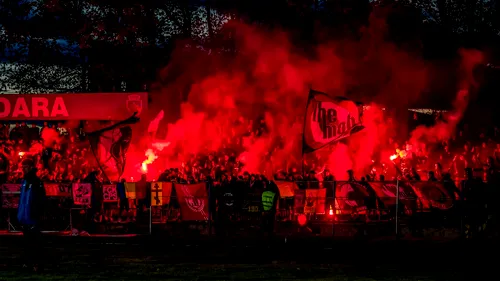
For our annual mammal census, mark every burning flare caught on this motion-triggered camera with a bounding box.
[141,149,158,173]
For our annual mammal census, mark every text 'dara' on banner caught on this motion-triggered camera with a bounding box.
[103,185,118,202]
[44,183,71,197]
[304,188,327,214]
[1,184,20,208]
[124,182,136,199]
[0,92,147,120]
[174,183,209,221]
[72,183,92,206]
[275,181,296,198]
[151,182,173,206]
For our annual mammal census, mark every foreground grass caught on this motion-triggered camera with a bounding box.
[0,259,460,281]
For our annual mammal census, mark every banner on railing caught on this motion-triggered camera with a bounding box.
[1,180,460,214]
[1,184,20,208]
[174,183,209,221]
[125,182,136,199]
[410,181,456,210]
[103,184,118,202]
[151,182,172,206]
[72,183,92,206]
[44,183,71,197]
[335,182,369,213]
[304,188,326,214]
[276,181,296,198]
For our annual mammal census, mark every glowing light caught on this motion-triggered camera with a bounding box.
[140,149,158,174]
[18,152,25,158]
[389,154,397,161]
[297,214,307,226]
[328,205,334,216]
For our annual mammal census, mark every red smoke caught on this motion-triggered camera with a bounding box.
[121,16,484,181]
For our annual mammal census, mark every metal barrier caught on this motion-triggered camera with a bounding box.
[0,180,494,239]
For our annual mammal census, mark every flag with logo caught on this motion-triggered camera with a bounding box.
[151,182,173,206]
[1,184,20,208]
[103,184,118,202]
[72,183,92,206]
[124,182,136,199]
[304,188,327,214]
[87,113,139,182]
[303,89,364,153]
[174,183,209,221]
[335,181,369,214]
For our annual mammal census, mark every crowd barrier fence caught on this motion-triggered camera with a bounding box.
[0,180,492,238]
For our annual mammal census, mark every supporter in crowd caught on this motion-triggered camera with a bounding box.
[1,109,499,188]
[0,122,98,184]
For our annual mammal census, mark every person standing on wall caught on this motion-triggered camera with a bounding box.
[135,174,150,222]
[17,157,46,272]
[117,178,129,222]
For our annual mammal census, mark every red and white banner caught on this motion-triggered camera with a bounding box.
[103,184,118,202]
[174,183,209,221]
[44,183,71,197]
[303,90,364,153]
[0,92,147,120]
[72,183,92,206]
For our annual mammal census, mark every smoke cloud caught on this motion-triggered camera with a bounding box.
[123,13,484,181]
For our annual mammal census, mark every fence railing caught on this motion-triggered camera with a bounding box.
[0,180,492,238]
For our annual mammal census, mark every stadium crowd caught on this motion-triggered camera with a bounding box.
[1,112,499,186]
[0,122,98,184]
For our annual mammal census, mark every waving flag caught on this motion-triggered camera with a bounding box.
[87,113,139,182]
[303,90,364,153]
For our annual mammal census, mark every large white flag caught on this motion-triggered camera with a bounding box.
[302,90,364,153]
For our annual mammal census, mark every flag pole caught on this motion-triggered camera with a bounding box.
[301,89,313,176]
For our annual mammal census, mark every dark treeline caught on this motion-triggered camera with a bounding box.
[0,0,499,96]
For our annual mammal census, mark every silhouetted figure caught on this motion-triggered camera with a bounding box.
[428,171,438,182]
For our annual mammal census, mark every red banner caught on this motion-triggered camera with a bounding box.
[103,185,118,202]
[0,93,147,120]
[72,183,92,206]
[174,183,209,221]
[275,181,296,198]
[44,183,71,197]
